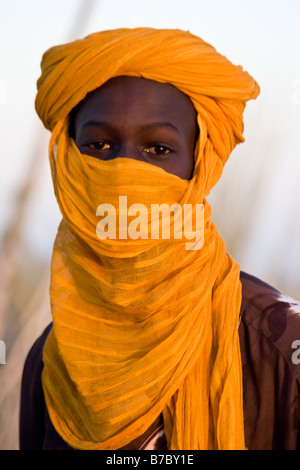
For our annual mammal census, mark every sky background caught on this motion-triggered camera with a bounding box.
[1,0,300,296]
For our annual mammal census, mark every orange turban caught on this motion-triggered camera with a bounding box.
[35,27,260,450]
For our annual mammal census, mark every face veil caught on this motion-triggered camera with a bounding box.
[35,27,260,450]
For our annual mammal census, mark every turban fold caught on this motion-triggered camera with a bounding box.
[35,27,260,449]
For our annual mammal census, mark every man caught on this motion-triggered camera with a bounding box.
[20,27,300,450]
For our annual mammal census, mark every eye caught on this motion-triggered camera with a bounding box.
[87,141,111,150]
[143,145,171,156]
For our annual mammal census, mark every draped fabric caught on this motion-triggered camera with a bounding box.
[35,27,260,450]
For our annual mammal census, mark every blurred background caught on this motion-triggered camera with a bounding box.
[0,0,299,450]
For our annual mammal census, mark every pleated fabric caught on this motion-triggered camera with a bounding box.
[35,27,260,450]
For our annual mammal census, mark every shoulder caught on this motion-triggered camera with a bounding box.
[239,271,300,450]
[240,270,300,375]
[22,323,52,377]
[19,323,52,449]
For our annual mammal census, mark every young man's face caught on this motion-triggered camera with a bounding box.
[70,76,198,180]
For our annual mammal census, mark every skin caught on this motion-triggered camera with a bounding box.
[69,76,199,180]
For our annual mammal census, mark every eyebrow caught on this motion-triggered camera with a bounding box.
[79,120,179,133]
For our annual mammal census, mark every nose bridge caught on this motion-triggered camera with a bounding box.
[115,140,143,161]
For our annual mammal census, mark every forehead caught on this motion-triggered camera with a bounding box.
[71,76,197,131]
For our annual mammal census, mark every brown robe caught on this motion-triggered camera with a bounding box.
[19,272,300,450]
